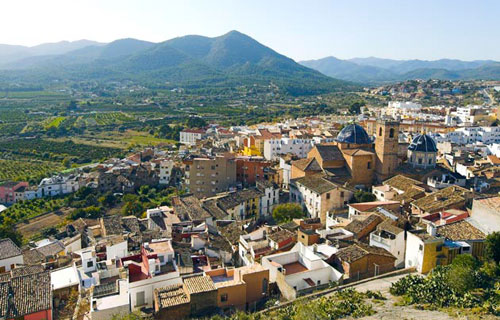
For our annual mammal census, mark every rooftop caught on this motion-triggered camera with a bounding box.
[282,261,308,275]
[314,144,344,161]
[474,196,500,211]
[436,220,486,241]
[155,284,190,309]
[0,271,52,319]
[336,124,372,145]
[294,174,340,194]
[267,229,295,244]
[408,134,438,153]
[383,174,422,192]
[344,214,382,235]
[348,201,399,213]
[336,243,395,263]
[291,158,322,172]
[0,238,22,260]
[183,275,217,294]
[412,186,471,213]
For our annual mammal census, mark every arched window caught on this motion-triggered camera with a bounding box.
[389,128,395,138]
[379,127,383,136]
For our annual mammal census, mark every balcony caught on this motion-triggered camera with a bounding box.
[369,233,392,251]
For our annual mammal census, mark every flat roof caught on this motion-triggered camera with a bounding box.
[51,266,80,290]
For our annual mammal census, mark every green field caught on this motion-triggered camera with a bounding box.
[0,160,65,183]
[0,138,124,163]
[44,116,66,129]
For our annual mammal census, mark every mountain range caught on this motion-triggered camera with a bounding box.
[1,32,499,93]
[300,56,500,83]
[0,31,353,95]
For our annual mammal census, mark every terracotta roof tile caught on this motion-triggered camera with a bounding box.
[0,238,22,260]
[436,220,486,241]
[183,275,216,294]
[155,284,190,309]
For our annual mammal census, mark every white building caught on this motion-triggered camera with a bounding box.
[159,160,174,185]
[38,174,80,197]
[105,238,128,261]
[51,264,81,295]
[279,157,292,189]
[404,230,444,274]
[443,127,500,145]
[179,129,205,145]
[385,101,422,119]
[453,105,491,126]
[239,227,267,266]
[257,180,280,216]
[125,240,181,310]
[369,222,406,268]
[91,279,130,320]
[290,175,353,223]
[262,242,343,300]
[263,138,313,160]
[0,238,23,272]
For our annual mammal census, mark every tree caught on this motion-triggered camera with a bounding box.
[352,190,376,203]
[272,203,304,223]
[485,232,500,263]
[186,116,207,128]
[62,157,71,168]
[0,217,22,246]
[348,101,364,115]
[446,256,480,294]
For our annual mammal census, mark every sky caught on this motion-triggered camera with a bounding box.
[1,0,499,61]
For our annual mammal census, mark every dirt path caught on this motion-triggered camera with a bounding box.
[346,273,455,320]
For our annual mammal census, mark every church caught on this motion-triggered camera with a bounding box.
[291,120,411,188]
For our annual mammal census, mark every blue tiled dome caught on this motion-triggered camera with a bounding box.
[408,134,437,152]
[336,124,371,144]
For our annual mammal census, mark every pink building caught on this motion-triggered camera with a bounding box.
[0,181,29,204]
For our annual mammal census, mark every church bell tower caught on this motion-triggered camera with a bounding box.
[375,120,399,182]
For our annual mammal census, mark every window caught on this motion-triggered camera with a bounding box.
[262,278,268,293]
[367,161,371,169]
[340,191,344,198]
[221,293,228,302]
[428,158,432,165]
[418,158,422,164]
[389,128,395,138]
[326,193,330,200]
[436,245,442,252]
[317,280,321,285]
[87,261,93,268]
[379,127,383,136]
[419,244,423,251]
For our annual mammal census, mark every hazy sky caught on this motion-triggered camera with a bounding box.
[1,0,499,61]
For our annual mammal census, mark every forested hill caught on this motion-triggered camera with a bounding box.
[0,31,357,96]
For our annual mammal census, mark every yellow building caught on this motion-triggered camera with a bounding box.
[405,230,445,274]
[243,145,262,157]
[205,263,269,312]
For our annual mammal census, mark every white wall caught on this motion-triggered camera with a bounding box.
[129,272,182,309]
[0,255,23,272]
[404,232,424,273]
[107,241,128,261]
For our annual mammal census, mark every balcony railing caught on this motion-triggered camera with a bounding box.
[370,233,392,249]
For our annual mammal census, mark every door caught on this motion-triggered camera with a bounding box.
[136,291,145,307]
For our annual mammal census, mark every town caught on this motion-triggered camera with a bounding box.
[1,2,500,319]
[1,87,500,319]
